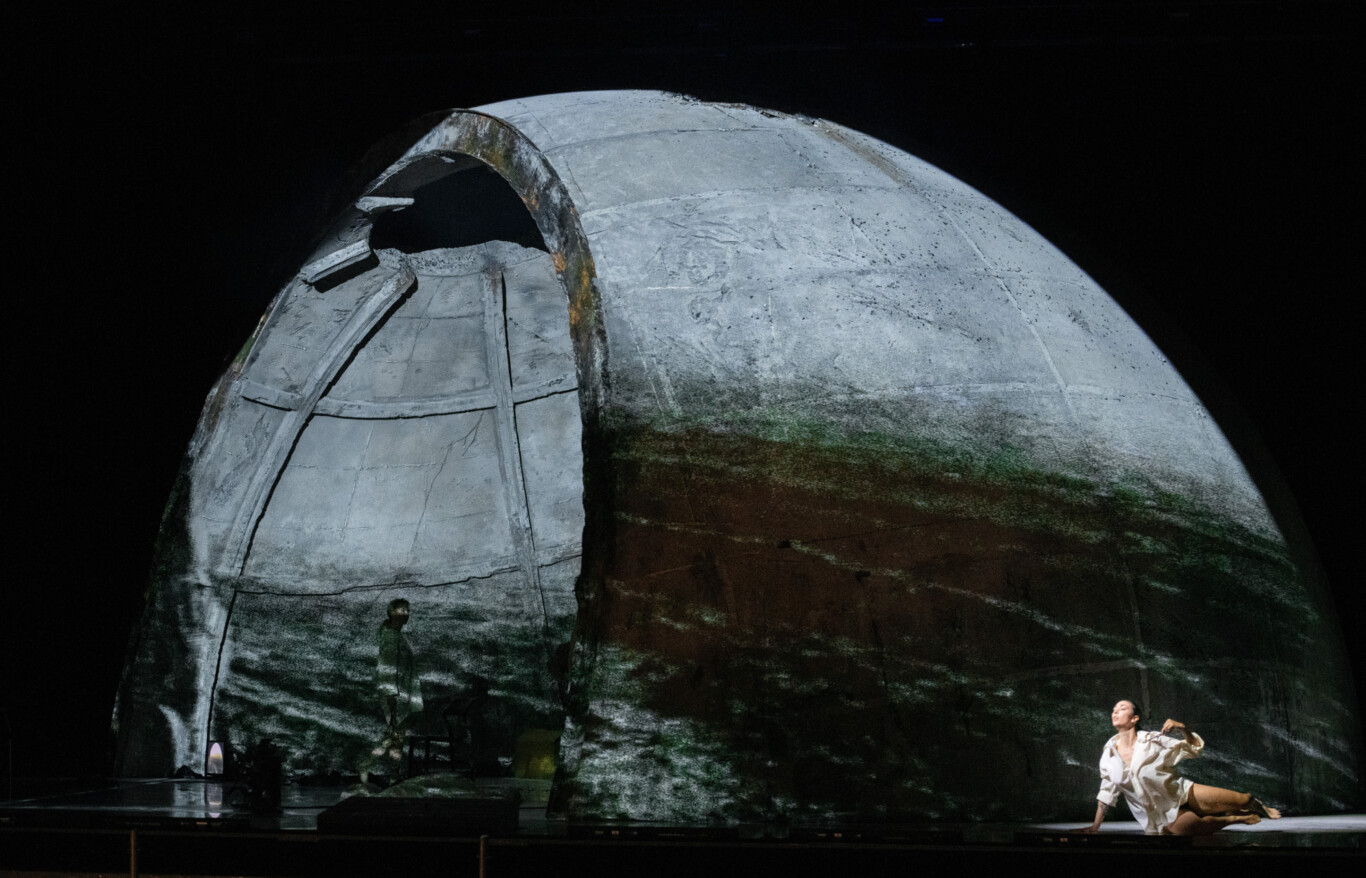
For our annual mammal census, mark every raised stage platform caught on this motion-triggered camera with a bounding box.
[2,778,1361,876]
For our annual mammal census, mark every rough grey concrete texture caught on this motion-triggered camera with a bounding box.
[484,92,1256,520]
[115,241,582,778]
[114,91,1357,822]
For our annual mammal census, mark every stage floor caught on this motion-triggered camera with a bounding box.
[3,777,1363,840]
[1,776,553,833]
[2,778,1362,876]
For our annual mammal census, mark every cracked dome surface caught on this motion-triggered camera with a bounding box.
[114,91,1357,821]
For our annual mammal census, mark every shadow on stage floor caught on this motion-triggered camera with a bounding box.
[2,777,1361,876]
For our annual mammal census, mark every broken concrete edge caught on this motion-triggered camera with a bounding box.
[115,105,618,792]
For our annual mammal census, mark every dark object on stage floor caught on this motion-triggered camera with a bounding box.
[242,738,284,813]
[316,790,520,836]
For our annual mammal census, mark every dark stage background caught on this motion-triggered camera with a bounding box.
[7,3,1361,800]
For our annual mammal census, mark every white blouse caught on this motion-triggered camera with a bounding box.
[1097,729,1205,834]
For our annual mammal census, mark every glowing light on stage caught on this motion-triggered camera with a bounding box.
[206,742,225,776]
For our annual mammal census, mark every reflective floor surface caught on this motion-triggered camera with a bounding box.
[3,780,1361,877]
[2,777,1362,846]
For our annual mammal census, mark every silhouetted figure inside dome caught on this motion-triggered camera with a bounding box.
[360,598,423,783]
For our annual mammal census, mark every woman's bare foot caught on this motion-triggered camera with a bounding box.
[1249,797,1282,819]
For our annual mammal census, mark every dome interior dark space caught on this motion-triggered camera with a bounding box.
[370,164,549,254]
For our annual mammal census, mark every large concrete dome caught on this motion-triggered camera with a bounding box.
[114,91,1357,821]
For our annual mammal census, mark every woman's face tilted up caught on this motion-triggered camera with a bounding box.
[1111,700,1140,731]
